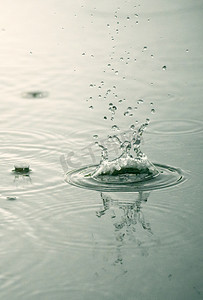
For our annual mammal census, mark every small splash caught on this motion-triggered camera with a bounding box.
[6,196,18,201]
[22,91,49,99]
[13,163,30,174]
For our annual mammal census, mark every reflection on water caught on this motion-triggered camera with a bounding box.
[96,191,154,262]
[98,191,152,235]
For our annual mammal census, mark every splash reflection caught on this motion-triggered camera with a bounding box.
[96,191,154,263]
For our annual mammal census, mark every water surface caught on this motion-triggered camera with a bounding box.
[0,0,203,299]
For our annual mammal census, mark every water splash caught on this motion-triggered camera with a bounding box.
[90,119,159,183]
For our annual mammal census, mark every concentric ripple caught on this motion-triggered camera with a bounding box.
[147,119,203,135]
[66,163,186,192]
[0,129,66,195]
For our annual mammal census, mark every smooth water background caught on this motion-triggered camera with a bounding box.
[0,0,203,299]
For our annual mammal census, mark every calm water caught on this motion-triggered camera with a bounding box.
[0,0,203,299]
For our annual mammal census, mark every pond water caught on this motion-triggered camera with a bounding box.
[0,0,203,299]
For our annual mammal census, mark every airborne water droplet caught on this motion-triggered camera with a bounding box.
[137,99,144,104]
[151,108,155,114]
[111,125,120,131]
[162,65,167,70]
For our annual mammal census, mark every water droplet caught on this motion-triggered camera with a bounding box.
[162,65,167,70]
[130,125,135,130]
[118,99,123,103]
[112,125,120,131]
[124,111,129,116]
[120,57,124,60]
[104,116,107,119]
[137,99,144,104]
[143,46,147,51]
[127,16,130,20]
[93,134,98,139]
[89,105,94,109]
[151,108,155,114]
[127,106,132,111]
[107,63,111,67]
[186,49,189,52]
[115,71,118,75]
[82,52,86,56]
[89,84,94,88]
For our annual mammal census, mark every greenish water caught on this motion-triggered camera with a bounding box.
[0,0,203,299]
